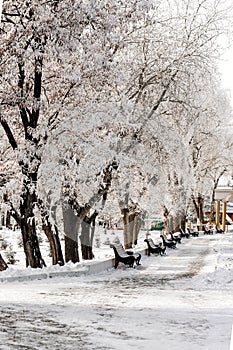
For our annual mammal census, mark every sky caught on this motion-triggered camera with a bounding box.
[219,45,233,105]
[0,0,232,108]
[1,227,233,349]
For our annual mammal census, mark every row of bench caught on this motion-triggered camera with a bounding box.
[110,233,178,269]
[110,226,225,269]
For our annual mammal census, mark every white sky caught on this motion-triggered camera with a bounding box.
[0,0,232,113]
[219,46,233,95]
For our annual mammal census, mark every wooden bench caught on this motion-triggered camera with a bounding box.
[179,228,190,238]
[160,234,176,249]
[216,226,224,233]
[110,243,141,269]
[203,225,213,235]
[187,227,199,237]
[144,238,166,256]
[169,232,181,244]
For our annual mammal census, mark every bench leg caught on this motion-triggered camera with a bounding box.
[114,259,119,269]
[136,254,141,265]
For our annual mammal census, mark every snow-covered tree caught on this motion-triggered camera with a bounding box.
[1,0,232,266]
[1,0,153,264]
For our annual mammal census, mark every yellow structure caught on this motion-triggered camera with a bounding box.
[215,200,220,228]
[222,201,227,232]
[214,187,233,231]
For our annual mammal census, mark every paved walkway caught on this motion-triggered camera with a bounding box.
[0,233,233,350]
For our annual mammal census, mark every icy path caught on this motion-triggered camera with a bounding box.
[1,233,233,350]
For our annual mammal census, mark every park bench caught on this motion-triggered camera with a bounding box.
[110,243,141,269]
[160,234,176,249]
[216,226,224,233]
[187,227,199,237]
[169,232,181,244]
[203,225,213,235]
[179,228,190,238]
[144,238,166,256]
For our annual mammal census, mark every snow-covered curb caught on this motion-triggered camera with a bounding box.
[0,249,147,283]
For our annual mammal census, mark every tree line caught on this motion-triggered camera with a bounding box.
[0,0,233,270]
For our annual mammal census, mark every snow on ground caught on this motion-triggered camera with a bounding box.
[1,227,233,349]
[0,226,150,278]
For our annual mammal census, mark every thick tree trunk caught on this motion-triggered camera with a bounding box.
[173,214,179,232]
[64,236,79,263]
[80,219,92,260]
[80,212,98,260]
[6,211,11,229]
[42,219,64,266]
[132,214,141,246]
[122,209,141,249]
[167,215,173,232]
[122,208,131,249]
[192,194,204,228]
[38,196,64,266]
[63,204,79,263]
[163,206,170,234]
[128,213,136,247]
[20,183,46,268]
[172,212,187,232]
[210,174,224,223]
[0,253,8,271]
[180,212,186,232]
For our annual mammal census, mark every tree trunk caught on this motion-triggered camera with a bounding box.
[192,194,204,228]
[180,212,186,232]
[210,173,225,223]
[121,209,141,249]
[20,183,46,268]
[163,206,170,234]
[1,214,4,226]
[38,195,64,266]
[63,204,79,263]
[0,254,8,271]
[132,214,141,246]
[122,208,131,249]
[167,215,173,232]
[90,212,98,253]
[6,211,11,229]
[64,235,79,263]
[80,219,94,260]
[127,213,135,248]
[172,214,180,232]
[80,212,98,260]
[42,219,64,266]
